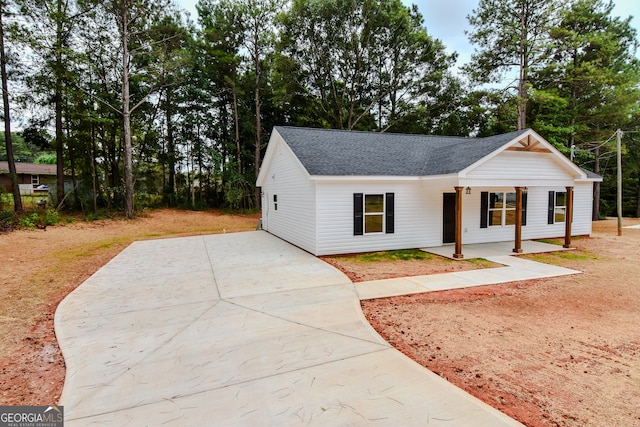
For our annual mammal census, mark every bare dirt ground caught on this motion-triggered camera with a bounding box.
[361,219,640,427]
[0,209,259,406]
[1,211,638,427]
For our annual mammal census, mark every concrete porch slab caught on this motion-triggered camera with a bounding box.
[422,240,570,260]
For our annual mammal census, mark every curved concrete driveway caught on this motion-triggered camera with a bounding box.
[56,231,522,426]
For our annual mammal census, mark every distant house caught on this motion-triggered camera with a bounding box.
[0,161,57,194]
[256,126,602,257]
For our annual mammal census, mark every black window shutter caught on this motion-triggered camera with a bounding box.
[480,191,489,229]
[522,192,528,226]
[548,191,555,224]
[354,193,363,235]
[385,193,394,234]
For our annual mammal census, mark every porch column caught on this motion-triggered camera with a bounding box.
[513,186,523,253]
[453,186,464,259]
[563,186,574,248]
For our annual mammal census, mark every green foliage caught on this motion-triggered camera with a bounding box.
[18,212,40,229]
[34,153,56,164]
[17,209,61,229]
[277,0,457,133]
[0,132,40,162]
[44,209,61,225]
[134,192,163,209]
[0,186,6,211]
[224,173,254,210]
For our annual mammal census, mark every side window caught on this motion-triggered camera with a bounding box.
[273,194,277,211]
[364,194,384,233]
[354,193,394,235]
[31,175,40,186]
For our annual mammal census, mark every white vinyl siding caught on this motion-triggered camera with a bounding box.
[465,151,577,187]
[315,180,437,255]
[259,136,316,254]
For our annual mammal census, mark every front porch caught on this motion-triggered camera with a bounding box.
[423,240,572,260]
[447,185,575,259]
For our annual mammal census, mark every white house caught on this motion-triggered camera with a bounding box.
[256,126,602,257]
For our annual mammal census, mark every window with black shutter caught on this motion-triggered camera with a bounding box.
[385,193,394,234]
[480,192,489,228]
[353,193,363,235]
[354,193,394,235]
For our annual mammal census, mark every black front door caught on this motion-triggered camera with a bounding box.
[443,193,456,244]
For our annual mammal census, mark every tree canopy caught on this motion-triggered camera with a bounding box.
[0,0,637,217]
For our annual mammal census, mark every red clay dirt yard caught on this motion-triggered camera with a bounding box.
[359,219,640,427]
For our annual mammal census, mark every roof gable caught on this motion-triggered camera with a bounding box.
[273,126,529,177]
[460,129,588,180]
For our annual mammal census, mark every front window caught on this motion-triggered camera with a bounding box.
[364,194,384,233]
[489,192,516,226]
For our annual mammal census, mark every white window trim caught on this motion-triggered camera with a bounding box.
[554,192,566,223]
[489,191,516,227]
[364,193,385,234]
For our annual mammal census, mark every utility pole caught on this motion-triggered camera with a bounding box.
[617,129,622,236]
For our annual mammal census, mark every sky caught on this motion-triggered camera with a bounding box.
[407,0,639,70]
[178,0,639,71]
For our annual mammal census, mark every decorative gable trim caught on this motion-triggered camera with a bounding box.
[505,134,552,153]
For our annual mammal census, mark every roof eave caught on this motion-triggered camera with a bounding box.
[310,175,422,181]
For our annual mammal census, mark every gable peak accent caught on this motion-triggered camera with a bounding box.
[505,134,551,153]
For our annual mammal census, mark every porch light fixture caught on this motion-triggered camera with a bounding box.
[465,187,471,195]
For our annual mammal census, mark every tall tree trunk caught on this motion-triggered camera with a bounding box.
[636,172,640,218]
[55,0,65,205]
[91,120,98,212]
[517,2,527,130]
[232,78,241,173]
[592,146,601,221]
[0,6,21,213]
[121,2,134,219]
[165,86,175,203]
[254,42,261,208]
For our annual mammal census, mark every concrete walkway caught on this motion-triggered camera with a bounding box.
[56,231,524,426]
[356,251,580,300]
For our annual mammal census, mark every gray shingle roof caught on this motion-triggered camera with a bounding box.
[275,126,530,176]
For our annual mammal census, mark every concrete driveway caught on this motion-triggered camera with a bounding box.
[56,231,522,426]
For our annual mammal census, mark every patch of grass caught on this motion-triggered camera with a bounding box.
[50,237,131,262]
[466,258,499,268]
[537,238,563,245]
[337,249,434,263]
[524,249,598,265]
